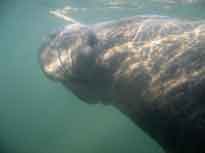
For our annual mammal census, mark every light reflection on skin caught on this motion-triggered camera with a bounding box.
[97,21,205,97]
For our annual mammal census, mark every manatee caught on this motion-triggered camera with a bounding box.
[40,16,205,153]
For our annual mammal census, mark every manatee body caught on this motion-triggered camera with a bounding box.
[40,16,205,153]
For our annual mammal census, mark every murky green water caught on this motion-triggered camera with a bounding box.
[1,1,205,153]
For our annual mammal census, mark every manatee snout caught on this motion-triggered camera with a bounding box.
[39,23,111,103]
[40,24,99,81]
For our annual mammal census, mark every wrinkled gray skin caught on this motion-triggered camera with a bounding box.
[40,16,205,153]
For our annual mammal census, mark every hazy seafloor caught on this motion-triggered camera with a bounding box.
[1,0,205,153]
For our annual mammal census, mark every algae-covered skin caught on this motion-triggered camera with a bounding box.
[40,16,205,153]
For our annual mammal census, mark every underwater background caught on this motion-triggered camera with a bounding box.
[1,0,205,153]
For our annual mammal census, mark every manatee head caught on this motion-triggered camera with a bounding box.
[40,24,113,104]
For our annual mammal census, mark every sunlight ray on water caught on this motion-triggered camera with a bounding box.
[49,9,80,24]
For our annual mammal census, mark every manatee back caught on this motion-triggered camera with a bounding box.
[93,16,205,153]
